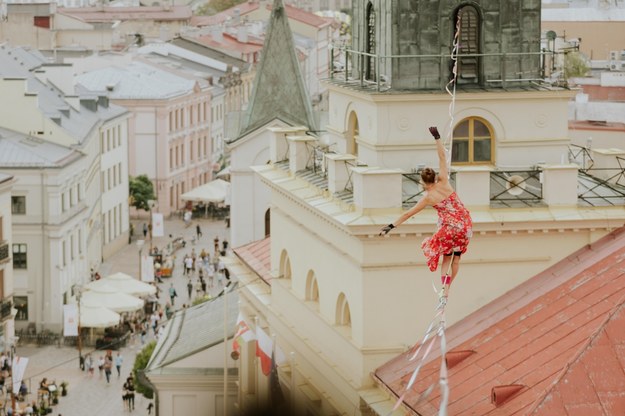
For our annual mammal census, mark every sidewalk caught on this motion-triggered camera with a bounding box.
[17,216,230,416]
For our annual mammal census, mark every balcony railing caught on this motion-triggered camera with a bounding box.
[329,46,549,92]
[0,241,8,264]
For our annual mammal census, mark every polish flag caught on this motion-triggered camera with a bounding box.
[256,326,273,376]
[232,313,255,352]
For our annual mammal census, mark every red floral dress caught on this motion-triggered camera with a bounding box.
[421,192,472,272]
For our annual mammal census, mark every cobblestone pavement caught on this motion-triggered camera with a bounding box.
[15,216,230,416]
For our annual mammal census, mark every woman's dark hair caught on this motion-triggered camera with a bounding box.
[420,167,436,184]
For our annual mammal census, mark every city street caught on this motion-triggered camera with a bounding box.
[15,215,230,416]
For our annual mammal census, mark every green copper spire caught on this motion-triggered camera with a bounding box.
[238,0,317,137]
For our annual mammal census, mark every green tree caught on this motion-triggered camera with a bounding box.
[133,341,157,399]
[564,51,589,78]
[129,175,156,212]
[195,0,246,16]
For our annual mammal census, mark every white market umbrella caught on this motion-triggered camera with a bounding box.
[86,272,156,297]
[81,283,144,313]
[180,179,231,204]
[79,305,120,329]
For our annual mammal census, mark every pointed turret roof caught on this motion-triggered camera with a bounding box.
[236,0,317,138]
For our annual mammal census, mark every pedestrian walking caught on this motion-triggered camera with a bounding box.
[195,279,203,298]
[97,356,105,378]
[147,402,154,415]
[124,378,135,411]
[114,352,123,378]
[104,357,112,383]
[213,236,220,255]
[196,224,202,239]
[85,354,94,378]
[184,255,193,276]
[169,284,177,306]
[143,223,148,238]
[187,280,193,299]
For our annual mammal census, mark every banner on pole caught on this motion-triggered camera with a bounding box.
[12,356,29,395]
[63,304,79,337]
[152,212,164,237]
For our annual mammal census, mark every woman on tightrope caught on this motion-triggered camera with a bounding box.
[379,127,472,299]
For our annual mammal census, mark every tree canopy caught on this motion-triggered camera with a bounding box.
[129,175,156,212]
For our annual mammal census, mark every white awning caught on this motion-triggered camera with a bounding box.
[180,179,231,204]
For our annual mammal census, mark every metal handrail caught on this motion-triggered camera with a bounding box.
[330,45,548,91]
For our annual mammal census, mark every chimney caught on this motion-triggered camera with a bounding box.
[211,25,224,43]
[237,25,248,43]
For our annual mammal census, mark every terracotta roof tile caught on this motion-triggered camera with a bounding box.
[374,226,625,416]
[232,237,272,284]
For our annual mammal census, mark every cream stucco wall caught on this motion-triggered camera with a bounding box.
[326,86,577,171]
[0,176,16,346]
[228,121,288,248]
[237,161,624,415]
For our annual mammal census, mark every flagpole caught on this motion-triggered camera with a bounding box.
[223,288,228,416]
[290,352,295,413]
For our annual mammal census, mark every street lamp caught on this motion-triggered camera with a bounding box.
[73,284,84,370]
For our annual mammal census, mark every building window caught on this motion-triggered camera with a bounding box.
[11,196,26,215]
[14,296,28,321]
[452,117,494,164]
[33,16,50,29]
[365,2,376,81]
[454,5,481,85]
[12,244,27,269]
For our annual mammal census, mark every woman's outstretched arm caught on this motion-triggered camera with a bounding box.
[429,126,449,183]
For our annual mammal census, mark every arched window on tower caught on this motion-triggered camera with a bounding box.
[452,117,494,164]
[365,2,376,81]
[335,292,352,335]
[347,111,359,156]
[454,5,481,85]
[264,209,270,237]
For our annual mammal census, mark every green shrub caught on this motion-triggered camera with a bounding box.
[133,341,157,399]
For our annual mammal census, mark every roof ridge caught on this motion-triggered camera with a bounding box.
[527,290,625,415]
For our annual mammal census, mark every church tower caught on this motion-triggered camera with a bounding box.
[351,1,542,90]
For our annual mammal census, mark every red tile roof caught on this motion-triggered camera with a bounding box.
[233,237,272,285]
[573,84,625,101]
[194,33,263,56]
[191,1,330,29]
[58,5,192,22]
[569,120,625,132]
[374,226,625,415]
[276,4,332,28]
[191,1,260,27]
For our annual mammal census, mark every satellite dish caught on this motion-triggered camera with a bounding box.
[506,175,526,196]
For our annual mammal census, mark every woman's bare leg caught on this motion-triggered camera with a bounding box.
[440,255,460,298]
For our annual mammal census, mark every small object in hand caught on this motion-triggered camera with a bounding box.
[379,223,395,236]
[428,126,440,140]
